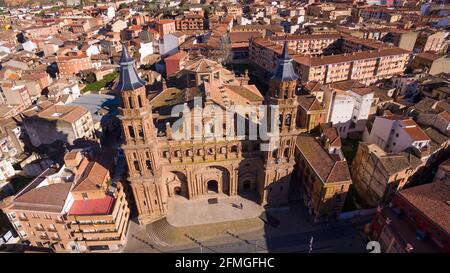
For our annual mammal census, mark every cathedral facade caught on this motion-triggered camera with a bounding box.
[116,42,301,224]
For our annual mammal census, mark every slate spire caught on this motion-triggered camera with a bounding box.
[271,38,299,81]
[115,43,146,92]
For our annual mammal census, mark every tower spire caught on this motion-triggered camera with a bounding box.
[271,38,299,81]
[115,43,146,92]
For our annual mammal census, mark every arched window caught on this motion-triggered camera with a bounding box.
[138,95,143,108]
[284,148,289,158]
[146,160,152,170]
[284,89,289,99]
[128,126,135,138]
[272,148,278,159]
[231,145,238,153]
[278,114,283,128]
[274,89,279,98]
[133,161,140,171]
[285,114,291,126]
[128,97,133,108]
[138,125,144,138]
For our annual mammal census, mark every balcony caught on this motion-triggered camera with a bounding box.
[35,226,45,232]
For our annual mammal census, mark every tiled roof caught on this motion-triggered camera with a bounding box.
[13,183,72,213]
[294,47,409,67]
[398,181,450,234]
[296,135,351,184]
[298,95,324,112]
[183,58,222,73]
[72,159,109,192]
[68,195,114,216]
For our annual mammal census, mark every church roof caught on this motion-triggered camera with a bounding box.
[114,44,146,92]
[271,40,299,82]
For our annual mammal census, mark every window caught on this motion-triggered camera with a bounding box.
[231,146,238,153]
[133,161,140,171]
[146,160,152,170]
[272,149,278,159]
[284,89,289,99]
[285,114,291,126]
[128,126,135,138]
[128,97,133,108]
[82,193,88,200]
[138,95,143,108]
[138,125,144,138]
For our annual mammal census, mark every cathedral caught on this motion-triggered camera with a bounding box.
[116,41,302,224]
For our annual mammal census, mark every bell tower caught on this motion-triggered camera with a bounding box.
[116,45,165,224]
[261,40,300,206]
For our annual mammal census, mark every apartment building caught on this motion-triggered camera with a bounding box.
[370,180,450,253]
[64,151,130,252]
[358,7,401,23]
[156,19,176,37]
[249,36,410,85]
[175,14,205,31]
[269,34,341,56]
[366,114,431,154]
[0,82,32,113]
[56,51,93,77]
[321,80,375,138]
[294,130,352,222]
[1,151,130,252]
[414,31,448,54]
[351,142,424,207]
[22,103,95,147]
[341,27,418,52]
[412,53,450,76]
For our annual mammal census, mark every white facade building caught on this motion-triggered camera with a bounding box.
[365,115,431,154]
[139,41,154,63]
[323,82,375,138]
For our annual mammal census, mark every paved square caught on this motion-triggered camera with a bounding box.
[166,194,264,227]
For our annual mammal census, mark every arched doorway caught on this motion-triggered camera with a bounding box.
[207,180,218,194]
[174,186,182,196]
[243,180,251,190]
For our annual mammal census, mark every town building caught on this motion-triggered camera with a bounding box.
[294,129,352,222]
[175,14,205,31]
[322,80,375,138]
[369,180,450,253]
[1,150,130,252]
[411,53,450,76]
[365,114,431,154]
[249,35,410,85]
[56,51,93,77]
[351,142,423,207]
[22,103,95,147]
